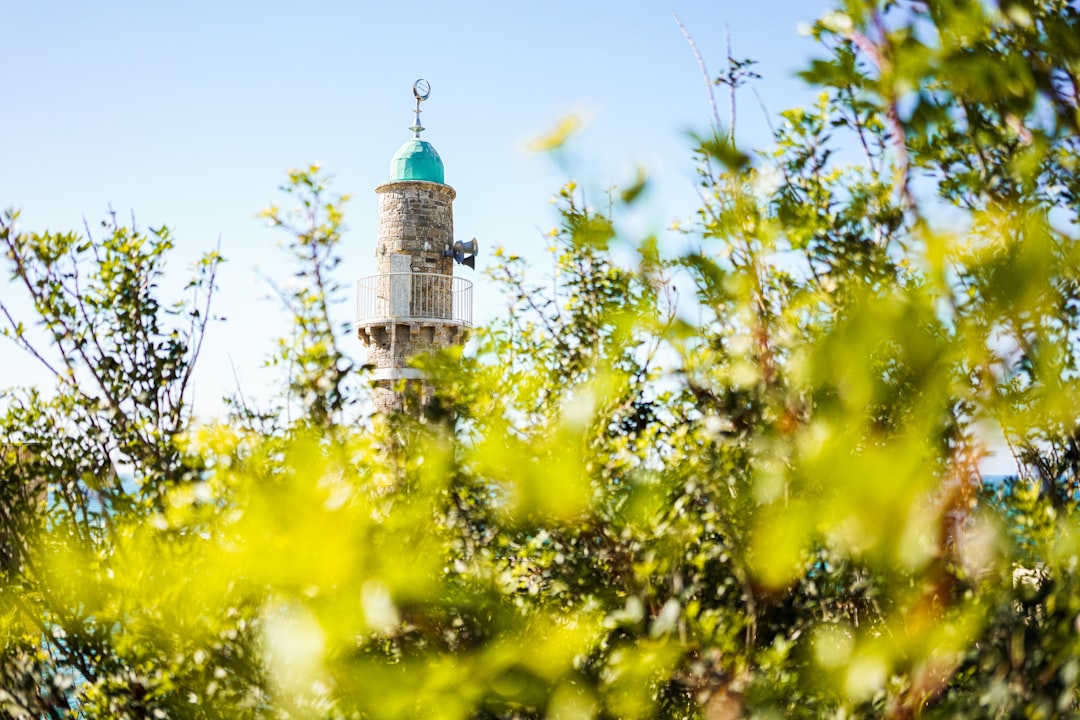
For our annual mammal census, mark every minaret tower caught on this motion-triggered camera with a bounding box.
[356,80,476,414]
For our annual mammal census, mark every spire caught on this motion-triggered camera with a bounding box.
[409,79,430,139]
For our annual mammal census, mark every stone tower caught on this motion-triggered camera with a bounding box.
[356,81,475,414]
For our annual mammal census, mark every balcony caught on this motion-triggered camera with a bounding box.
[355,272,473,329]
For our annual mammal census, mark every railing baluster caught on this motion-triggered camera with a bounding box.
[356,273,472,328]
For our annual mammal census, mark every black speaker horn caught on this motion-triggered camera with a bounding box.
[451,238,479,268]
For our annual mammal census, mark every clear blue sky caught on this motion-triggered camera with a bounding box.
[0,1,834,413]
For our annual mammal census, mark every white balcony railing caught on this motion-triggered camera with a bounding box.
[355,272,473,328]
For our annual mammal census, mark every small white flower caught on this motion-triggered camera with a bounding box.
[820,10,853,34]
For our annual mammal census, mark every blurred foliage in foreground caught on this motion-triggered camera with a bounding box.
[2,1,1080,717]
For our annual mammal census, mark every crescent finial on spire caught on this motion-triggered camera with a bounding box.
[410,79,430,138]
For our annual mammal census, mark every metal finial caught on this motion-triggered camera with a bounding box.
[410,79,431,138]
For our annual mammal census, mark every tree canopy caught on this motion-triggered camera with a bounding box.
[2,1,1080,718]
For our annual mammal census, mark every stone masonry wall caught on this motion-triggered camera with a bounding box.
[375,181,456,277]
[360,322,465,371]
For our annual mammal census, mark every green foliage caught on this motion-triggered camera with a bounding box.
[256,165,361,431]
[1,2,1080,718]
[0,209,224,717]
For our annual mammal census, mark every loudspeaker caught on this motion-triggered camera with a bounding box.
[450,238,479,269]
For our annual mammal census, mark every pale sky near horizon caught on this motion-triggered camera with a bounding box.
[0,1,1020,473]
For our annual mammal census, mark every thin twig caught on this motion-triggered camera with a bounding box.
[674,12,721,131]
[178,236,223,412]
[726,24,737,146]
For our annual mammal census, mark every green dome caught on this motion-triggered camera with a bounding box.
[389,138,445,183]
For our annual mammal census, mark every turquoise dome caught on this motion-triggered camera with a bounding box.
[389,138,445,183]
